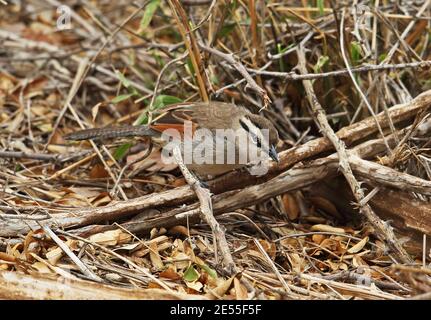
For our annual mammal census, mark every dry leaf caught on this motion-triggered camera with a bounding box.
[171,252,190,270]
[23,230,37,261]
[281,193,300,220]
[149,242,164,270]
[183,241,196,262]
[47,144,70,154]
[89,164,109,179]
[88,229,130,246]
[0,264,9,270]
[348,236,369,254]
[310,224,345,234]
[326,259,341,271]
[185,281,203,292]
[258,240,276,260]
[45,240,76,265]
[91,102,103,122]
[195,237,211,253]
[31,261,53,274]
[288,253,305,273]
[116,243,141,252]
[233,277,248,299]
[148,281,163,289]
[150,228,159,239]
[0,72,16,92]
[205,276,234,299]
[272,226,297,237]
[312,234,326,245]
[46,246,63,265]
[309,196,340,218]
[172,178,186,187]
[160,267,181,280]
[131,149,178,172]
[0,252,16,263]
[91,193,112,207]
[67,187,101,199]
[353,255,368,267]
[319,238,346,255]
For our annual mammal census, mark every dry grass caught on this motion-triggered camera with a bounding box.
[0,0,430,299]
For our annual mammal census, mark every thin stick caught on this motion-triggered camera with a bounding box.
[172,146,237,275]
[253,239,291,295]
[41,225,102,282]
[0,151,62,162]
[199,43,271,108]
[244,60,431,80]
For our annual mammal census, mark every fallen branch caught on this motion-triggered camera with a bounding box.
[1,114,431,240]
[0,270,201,300]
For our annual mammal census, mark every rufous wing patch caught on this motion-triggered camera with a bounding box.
[150,123,197,137]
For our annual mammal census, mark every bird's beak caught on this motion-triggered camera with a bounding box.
[269,145,279,162]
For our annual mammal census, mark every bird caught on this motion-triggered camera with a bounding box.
[64,101,279,178]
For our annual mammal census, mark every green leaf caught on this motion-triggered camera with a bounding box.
[113,142,133,161]
[135,95,183,126]
[350,41,362,65]
[186,57,195,75]
[210,73,219,85]
[111,93,134,104]
[378,53,387,62]
[183,265,200,282]
[313,55,329,73]
[140,0,160,33]
[219,23,236,38]
[153,95,183,109]
[152,51,164,68]
[198,263,217,279]
[135,113,149,126]
[115,71,132,88]
[277,43,290,72]
[317,0,324,16]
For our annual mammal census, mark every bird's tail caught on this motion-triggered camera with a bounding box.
[64,125,156,141]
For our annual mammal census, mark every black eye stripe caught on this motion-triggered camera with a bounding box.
[239,119,249,132]
[240,119,264,147]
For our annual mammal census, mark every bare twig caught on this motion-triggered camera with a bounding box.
[172,146,237,275]
[244,60,431,80]
[295,46,412,263]
[41,225,102,282]
[199,43,271,108]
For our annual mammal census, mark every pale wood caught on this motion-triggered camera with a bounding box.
[0,270,203,300]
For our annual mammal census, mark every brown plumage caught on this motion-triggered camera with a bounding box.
[65,102,279,177]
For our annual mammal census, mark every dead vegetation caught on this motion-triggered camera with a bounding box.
[0,0,431,300]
